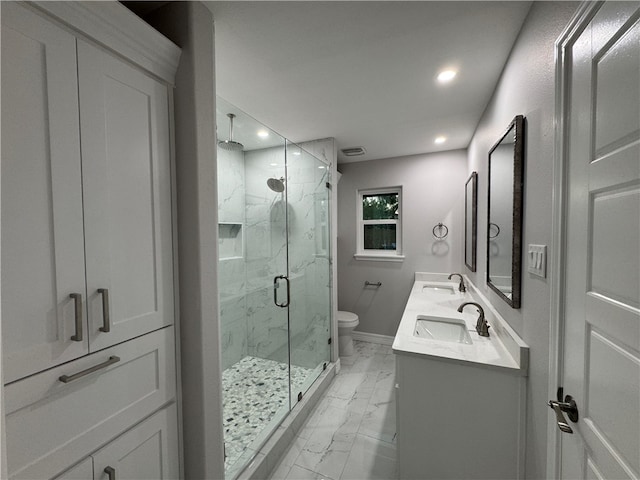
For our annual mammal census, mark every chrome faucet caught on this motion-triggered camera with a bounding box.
[457,302,490,337]
[448,273,466,293]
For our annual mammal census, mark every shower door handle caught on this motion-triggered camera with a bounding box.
[273,275,290,308]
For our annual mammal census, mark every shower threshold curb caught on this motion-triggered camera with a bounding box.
[236,362,337,480]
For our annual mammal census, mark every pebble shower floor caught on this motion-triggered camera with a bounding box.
[222,356,314,474]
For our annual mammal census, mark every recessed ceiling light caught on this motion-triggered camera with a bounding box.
[292,151,301,156]
[435,136,447,144]
[437,69,457,84]
[257,130,269,138]
[318,166,325,169]
[270,163,278,166]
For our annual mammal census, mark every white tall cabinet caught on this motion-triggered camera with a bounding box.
[1,2,182,478]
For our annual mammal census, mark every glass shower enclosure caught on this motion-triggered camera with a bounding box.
[216,97,331,478]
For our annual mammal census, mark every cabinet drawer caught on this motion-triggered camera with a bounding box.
[93,403,179,480]
[5,327,176,479]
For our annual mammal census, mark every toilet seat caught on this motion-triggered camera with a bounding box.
[337,310,359,328]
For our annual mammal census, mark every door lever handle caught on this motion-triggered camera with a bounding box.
[548,395,579,434]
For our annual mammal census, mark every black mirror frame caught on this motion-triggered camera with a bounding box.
[464,171,478,272]
[487,115,524,309]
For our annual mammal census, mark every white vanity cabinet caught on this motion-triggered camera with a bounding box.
[393,274,528,480]
[395,354,526,480]
[1,1,175,384]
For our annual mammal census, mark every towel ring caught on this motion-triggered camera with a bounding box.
[489,222,501,239]
[432,223,448,239]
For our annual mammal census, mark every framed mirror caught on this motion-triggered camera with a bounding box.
[487,115,524,308]
[465,172,478,271]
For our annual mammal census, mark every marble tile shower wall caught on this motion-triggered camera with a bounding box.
[218,144,330,371]
[244,147,330,369]
[218,147,248,370]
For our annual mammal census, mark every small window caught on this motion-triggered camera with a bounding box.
[356,187,404,261]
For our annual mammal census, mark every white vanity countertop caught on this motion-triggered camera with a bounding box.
[392,273,529,376]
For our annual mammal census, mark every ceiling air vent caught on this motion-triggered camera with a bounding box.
[341,146,366,157]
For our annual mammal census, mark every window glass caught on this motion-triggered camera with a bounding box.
[362,193,399,220]
[364,224,397,250]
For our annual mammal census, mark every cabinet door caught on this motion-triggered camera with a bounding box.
[54,458,94,480]
[92,404,179,480]
[76,40,174,351]
[1,3,88,384]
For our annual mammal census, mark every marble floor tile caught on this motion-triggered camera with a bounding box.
[325,371,377,402]
[340,352,387,374]
[379,353,396,373]
[285,465,336,480]
[268,340,398,480]
[340,434,398,480]
[270,435,309,480]
[373,369,396,392]
[295,405,363,479]
[358,387,397,445]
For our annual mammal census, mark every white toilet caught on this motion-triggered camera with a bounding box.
[337,310,360,356]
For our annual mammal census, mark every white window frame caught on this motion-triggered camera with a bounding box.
[354,186,405,262]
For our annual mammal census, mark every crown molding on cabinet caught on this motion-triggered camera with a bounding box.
[29,0,181,84]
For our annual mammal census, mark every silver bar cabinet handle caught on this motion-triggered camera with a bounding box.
[98,288,110,333]
[58,356,120,383]
[104,466,116,480]
[69,293,83,341]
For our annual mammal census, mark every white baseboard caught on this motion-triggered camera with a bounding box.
[351,331,394,346]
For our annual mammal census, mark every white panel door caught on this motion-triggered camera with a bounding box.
[1,3,88,384]
[77,40,174,351]
[92,404,179,480]
[560,3,640,479]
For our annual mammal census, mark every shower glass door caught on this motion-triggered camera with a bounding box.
[217,97,332,479]
[286,142,331,406]
[217,98,291,479]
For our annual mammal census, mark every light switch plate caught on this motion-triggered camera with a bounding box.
[528,244,547,278]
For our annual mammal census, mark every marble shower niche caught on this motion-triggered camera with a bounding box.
[217,97,332,479]
[219,223,243,260]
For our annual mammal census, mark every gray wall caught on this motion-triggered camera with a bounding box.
[465,3,578,478]
[337,150,467,337]
[146,4,225,479]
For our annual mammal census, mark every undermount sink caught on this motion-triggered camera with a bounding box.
[413,315,473,344]
[421,284,457,296]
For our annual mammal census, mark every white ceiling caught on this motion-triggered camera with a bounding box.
[206,1,532,164]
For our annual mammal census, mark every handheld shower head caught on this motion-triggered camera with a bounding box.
[218,113,244,151]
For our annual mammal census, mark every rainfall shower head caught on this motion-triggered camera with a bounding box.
[267,177,285,193]
[218,113,244,151]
